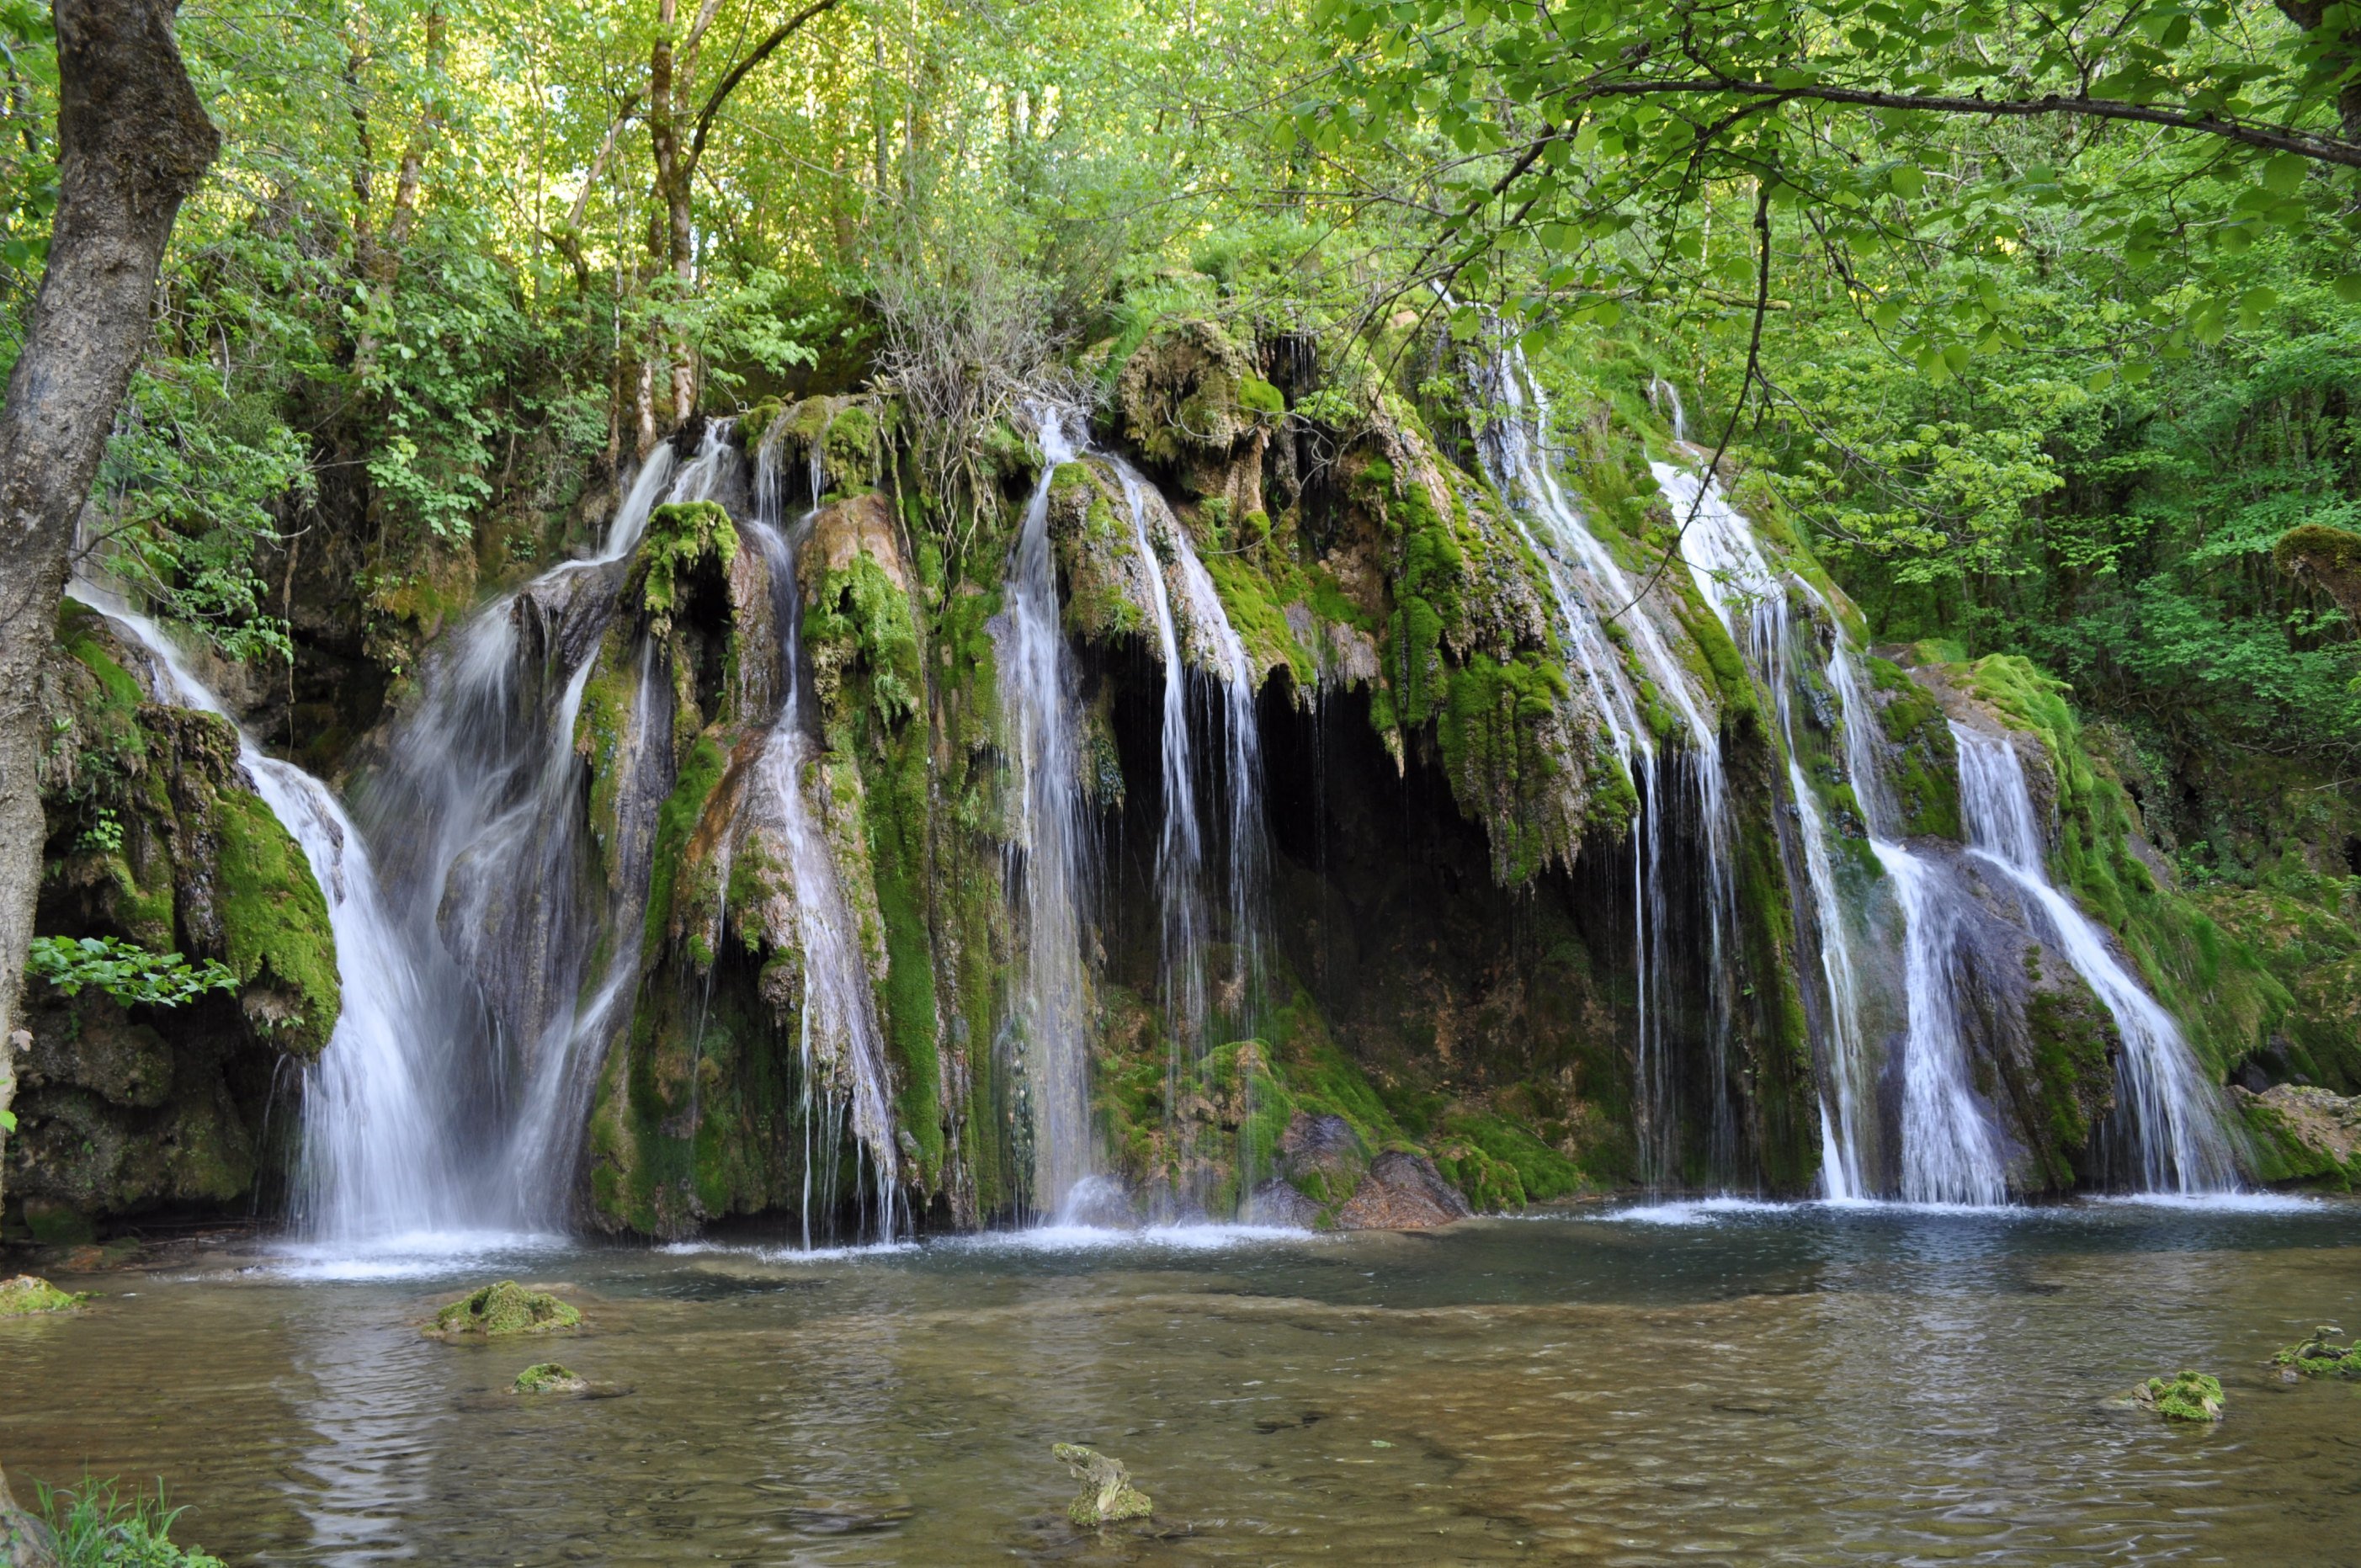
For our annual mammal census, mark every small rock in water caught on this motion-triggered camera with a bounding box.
[512,1362,586,1395]
[1052,1443,1151,1527]
[2273,1324,2361,1378]
[1241,1179,1321,1229]
[427,1280,580,1338]
[2135,1370,2225,1422]
[0,1275,82,1317]
[1333,1151,1472,1230]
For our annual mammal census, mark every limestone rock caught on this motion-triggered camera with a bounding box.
[1052,1443,1151,1527]
[1335,1151,1472,1230]
[427,1280,580,1338]
[1241,1178,1322,1228]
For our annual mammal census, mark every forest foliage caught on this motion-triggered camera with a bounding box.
[0,0,2353,892]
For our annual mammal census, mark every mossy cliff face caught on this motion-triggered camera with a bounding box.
[6,603,341,1236]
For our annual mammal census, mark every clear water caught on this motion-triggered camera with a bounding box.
[6,1200,2360,1562]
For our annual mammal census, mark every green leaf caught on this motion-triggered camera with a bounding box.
[2263,152,2308,197]
[1890,165,1926,199]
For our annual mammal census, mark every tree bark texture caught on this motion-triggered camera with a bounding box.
[0,0,217,1205]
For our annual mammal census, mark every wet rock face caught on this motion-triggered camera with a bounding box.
[1334,1151,1473,1230]
[9,607,340,1234]
[2236,1084,2361,1187]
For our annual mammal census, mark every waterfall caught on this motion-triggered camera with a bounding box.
[998,410,1096,1215]
[736,429,903,1242]
[1824,652,2011,1205]
[61,584,473,1241]
[1952,725,2242,1193]
[1655,464,1882,1202]
[1472,347,1742,1187]
[1114,464,1210,1062]
[343,421,737,1231]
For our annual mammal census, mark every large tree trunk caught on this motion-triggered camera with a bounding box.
[0,0,217,1202]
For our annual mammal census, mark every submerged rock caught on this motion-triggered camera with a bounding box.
[512,1362,587,1394]
[428,1281,580,1338]
[2273,1325,2361,1378]
[2135,1370,2225,1422]
[1334,1151,1473,1230]
[1052,1443,1151,1527]
[0,1275,82,1316]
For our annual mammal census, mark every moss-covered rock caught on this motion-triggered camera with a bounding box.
[2235,1084,2361,1188]
[428,1281,580,1338]
[1053,1443,1152,1528]
[2136,1370,2224,1422]
[2273,523,2361,623]
[0,1274,84,1316]
[2273,1325,2361,1377]
[512,1361,587,1393]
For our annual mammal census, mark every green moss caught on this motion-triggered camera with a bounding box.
[2025,986,2116,1185]
[807,554,944,1179]
[2273,1326,2361,1377]
[1869,656,1961,839]
[1432,1109,1591,1210]
[512,1361,585,1393]
[1436,651,1571,883]
[214,787,341,1058]
[1376,472,1463,734]
[0,1273,85,1316]
[629,501,738,639]
[643,736,728,951]
[2140,1370,2225,1422]
[428,1280,580,1337]
[1237,376,1284,417]
[2273,523,2361,620]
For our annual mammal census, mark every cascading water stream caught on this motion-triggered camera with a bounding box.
[1655,463,1882,1202]
[1824,650,2011,1205]
[998,410,1096,1216]
[1114,464,1210,1063]
[734,427,903,1242]
[1952,724,2242,1193]
[61,583,473,1241]
[342,421,737,1231]
[1472,345,1743,1186]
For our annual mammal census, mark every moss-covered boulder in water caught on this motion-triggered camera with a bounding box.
[2273,1326,2361,1378]
[428,1281,580,1338]
[0,1275,83,1316]
[1052,1443,1152,1527]
[512,1361,587,1394]
[2135,1369,2225,1422]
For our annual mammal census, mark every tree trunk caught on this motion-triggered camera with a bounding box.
[0,0,218,1205]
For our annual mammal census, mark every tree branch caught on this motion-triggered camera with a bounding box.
[687,0,844,175]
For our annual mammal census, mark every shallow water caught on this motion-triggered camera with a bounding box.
[7,1199,2361,1564]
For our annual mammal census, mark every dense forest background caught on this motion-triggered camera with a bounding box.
[8,0,2361,1085]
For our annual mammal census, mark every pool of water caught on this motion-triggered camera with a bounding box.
[6,1196,2361,1563]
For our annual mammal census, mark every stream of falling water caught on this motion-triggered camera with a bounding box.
[1473,347,1742,1187]
[1953,724,2242,1193]
[735,427,903,1243]
[333,422,736,1232]
[999,411,1094,1216]
[61,583,472,1241]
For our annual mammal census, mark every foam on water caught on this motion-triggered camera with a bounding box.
[960,1222,1318,1255]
